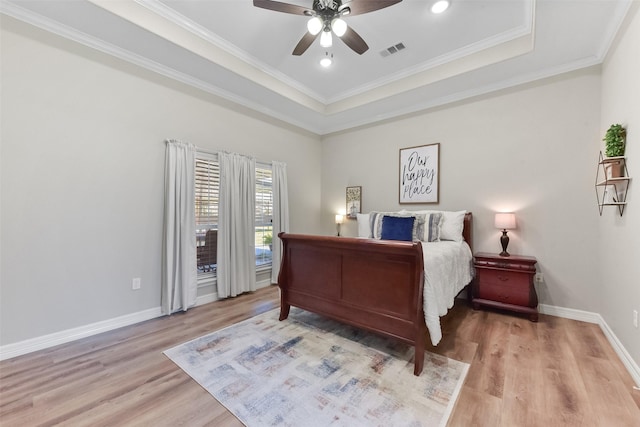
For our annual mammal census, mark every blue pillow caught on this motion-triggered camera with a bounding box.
[380,215,415,241]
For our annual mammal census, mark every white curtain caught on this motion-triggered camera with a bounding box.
[217,152,256,298]
[271,161,290,284]
[161,140,197,314]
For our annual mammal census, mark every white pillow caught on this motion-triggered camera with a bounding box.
[400,209,466,242]
[356,213,371,238]
[441,210,466,241]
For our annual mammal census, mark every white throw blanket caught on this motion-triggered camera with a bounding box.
[421,241,474,345]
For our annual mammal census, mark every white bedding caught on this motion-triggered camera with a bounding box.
[421,240,474,346]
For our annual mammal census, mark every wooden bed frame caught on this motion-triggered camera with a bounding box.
[277,212,472,376]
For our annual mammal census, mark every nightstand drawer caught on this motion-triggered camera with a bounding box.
[479,269,528,287]
[477,280,530,306]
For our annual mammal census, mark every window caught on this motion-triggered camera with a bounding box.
[194,155,273,279]
[195,156,219,279]
[255,165,273,269]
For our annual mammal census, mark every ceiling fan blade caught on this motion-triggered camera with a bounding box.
[292,32,320,56]
[253,0,310,15]
[342,0,402,16]
[340,27,369,55]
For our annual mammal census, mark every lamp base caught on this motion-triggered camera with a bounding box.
[500,230,510,257]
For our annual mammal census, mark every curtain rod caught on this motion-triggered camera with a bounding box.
[196,146,272,168]
[166,139,272,167]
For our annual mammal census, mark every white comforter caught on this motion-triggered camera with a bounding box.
[421,241,474,346]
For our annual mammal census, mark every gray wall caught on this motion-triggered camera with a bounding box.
[599,3,640,369]
[321,3,640,367]
[1,5,638,372]
[0,16,322,345]
[321,68,603,313]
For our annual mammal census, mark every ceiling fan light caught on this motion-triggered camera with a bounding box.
[431,0,450,14]
[331,18,347,37]
[320,30,332,48]
[307,17,322,35]
[320,51,333,68]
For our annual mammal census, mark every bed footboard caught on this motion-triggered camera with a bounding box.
[277,233,426,375]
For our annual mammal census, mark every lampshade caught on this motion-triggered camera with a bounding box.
[494,213,516,230]
[331,18,347,37]
[307,17,322,35]
[335,214,344,224]
[320,30,332,48]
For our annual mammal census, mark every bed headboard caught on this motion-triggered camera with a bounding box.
[463,212,473,252]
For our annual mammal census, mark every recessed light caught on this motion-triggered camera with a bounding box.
[431,0,450,14]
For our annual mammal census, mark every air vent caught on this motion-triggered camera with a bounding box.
[380,43,406,58]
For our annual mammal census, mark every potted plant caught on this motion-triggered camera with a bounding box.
[603,124,626,177]
[263,233,273,251]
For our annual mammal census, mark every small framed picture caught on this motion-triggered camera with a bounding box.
[399,143,439,204]
[346,186,362,220]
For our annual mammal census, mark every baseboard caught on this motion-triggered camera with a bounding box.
[0,280,277,361]
[597,314,640,388]
[540,303,640,388]
[195,279,273,307]
[0,306,162,361]
[538,303,601,324]
[4,292,636,388]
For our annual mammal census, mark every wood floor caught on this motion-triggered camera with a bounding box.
[1,285,639,426]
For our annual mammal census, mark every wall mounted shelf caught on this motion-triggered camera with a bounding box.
[595,152,631,216]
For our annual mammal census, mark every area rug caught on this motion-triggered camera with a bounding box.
[164,308,468,427]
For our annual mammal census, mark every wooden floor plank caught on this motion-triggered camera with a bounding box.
[501,335,545,427]
[0,285,638,426]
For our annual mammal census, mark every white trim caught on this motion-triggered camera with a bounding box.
[133,0,324,104]
[0,1,324,135]
[538,303,601,324]
[0,306,162,361]
[0,278,277,362]
[3,296,636,389]
[2,0,630,137]
[195,278,273,307]
[597,314,640,388]
[539,303,640,388]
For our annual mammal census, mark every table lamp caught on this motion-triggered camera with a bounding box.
[494,213,516,257]
[335,214,344,236]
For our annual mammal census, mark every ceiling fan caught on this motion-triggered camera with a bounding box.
[253,0,403,56]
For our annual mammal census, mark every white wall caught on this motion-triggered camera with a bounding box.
[321,68,603,314]
[0,16,322,346]
[599,4,640,368]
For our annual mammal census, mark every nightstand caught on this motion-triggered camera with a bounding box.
[472,252,538,321]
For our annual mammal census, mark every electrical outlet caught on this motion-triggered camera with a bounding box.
[633,310,638,328]
[132,277,141,290]
[535,272,544,283]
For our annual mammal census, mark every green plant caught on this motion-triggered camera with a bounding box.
[603,124,626,157]
[263,233,272,245]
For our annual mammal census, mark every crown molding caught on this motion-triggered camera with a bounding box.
[320,56,602,135]
[87,0,326,113]
[0,2,325,134]
[327,0,536,105]
[134,0,327,104]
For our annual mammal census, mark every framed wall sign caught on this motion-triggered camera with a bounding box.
[399,143,439,204]
[346,186,362,219]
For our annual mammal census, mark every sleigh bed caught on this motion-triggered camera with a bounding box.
[277,212,473,376]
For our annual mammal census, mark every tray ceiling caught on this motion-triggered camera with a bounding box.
[1,0,632,135]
